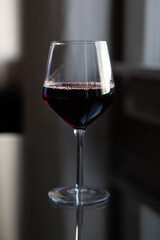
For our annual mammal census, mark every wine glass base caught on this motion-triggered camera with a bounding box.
[48,186,110,206]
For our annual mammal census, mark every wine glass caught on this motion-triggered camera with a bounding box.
[43,41,115,206]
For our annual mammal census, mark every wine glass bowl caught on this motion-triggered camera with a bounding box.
[43,41,115,206]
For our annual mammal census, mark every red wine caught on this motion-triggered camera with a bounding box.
[43,82,114,129]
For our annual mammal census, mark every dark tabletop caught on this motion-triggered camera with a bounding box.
[0,133,160,240]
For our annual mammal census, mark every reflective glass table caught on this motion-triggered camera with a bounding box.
[0,133,160,240]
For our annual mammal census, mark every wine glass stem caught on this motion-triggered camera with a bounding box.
[74,129,85,190]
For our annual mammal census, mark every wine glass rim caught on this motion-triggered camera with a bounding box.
[51,40,107,45]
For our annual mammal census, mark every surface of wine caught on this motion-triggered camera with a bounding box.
[43,82,114,129]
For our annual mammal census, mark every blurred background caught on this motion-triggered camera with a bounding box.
[0,0,160,239]
[1,0,160,185]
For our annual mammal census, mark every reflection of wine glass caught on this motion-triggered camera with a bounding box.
[43,41,115,206]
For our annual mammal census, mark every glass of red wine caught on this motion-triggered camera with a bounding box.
[43,41,115,206]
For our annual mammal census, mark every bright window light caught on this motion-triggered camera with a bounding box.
[0,0,21,62]
[143,0,160,64]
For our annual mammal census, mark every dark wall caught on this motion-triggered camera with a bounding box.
[109,1,160,197]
